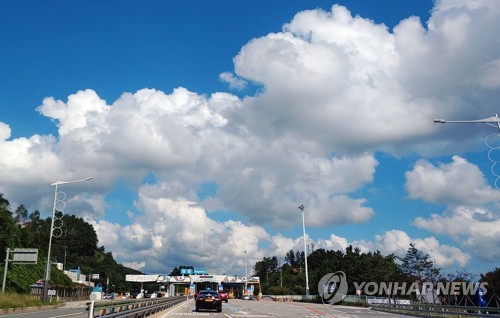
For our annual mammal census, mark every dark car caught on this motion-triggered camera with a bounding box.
[218,291,228,303]
[195,290,222,312]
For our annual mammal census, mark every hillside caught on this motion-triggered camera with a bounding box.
[0,193,142,294]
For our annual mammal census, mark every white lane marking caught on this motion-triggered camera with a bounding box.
[158,300,192,317]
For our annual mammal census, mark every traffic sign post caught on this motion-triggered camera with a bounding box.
[2,248,38,293]
[12,248,38,264]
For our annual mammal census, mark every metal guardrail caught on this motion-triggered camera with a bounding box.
[371,303,500,317]
[86,296,186,317]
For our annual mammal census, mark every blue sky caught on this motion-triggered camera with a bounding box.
[1,0,499,278]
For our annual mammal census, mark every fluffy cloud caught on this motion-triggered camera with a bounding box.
[89,183,470,273]
[90,183,273,273]
[316,234,350,252]
[0,122,11,141]
[219,72,247,90]
[306,195,374,226]
[354,230,470,268]
[405,156,500,205]
[414,206,500,262]
[406,155,500,263]
[233,1,500,153]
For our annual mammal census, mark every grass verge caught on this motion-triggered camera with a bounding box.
[0,292,59,310]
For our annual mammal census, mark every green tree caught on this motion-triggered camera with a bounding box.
[46,214,99,269]
[253,256,278,292]
[398,243,436,282]
[29,210,41,222]
[14,204,28,225]
[254,257,278,277]
[398,244,440,301]
[256,246,407,297]
[285,249,296,266]
[481,267,500,297]
[0,193,21,255]
[169,267,181,276]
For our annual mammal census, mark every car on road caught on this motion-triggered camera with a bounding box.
[218,291,228,302]
[195,290,222,312]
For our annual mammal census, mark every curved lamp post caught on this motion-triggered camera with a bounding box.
[43,177,93,301]
[434,114,500,131]
[298,205,309,296]
[434,114,500,189]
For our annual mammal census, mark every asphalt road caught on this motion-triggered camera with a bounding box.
[151,298,412,318]
[0,300,89,318]
[0,299,413,318]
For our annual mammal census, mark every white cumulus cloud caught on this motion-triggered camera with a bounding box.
[405,156,500,205]
[219,72,247,90]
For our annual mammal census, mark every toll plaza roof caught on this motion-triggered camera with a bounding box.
[125,274,260,284]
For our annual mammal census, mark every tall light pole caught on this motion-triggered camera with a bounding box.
[43,177,93,301]
[244,250,248,296]
[298,205,309,296]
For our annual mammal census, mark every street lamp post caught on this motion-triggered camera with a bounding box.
[298,205,310,296]
[43,177,93,302]
[434,114,500,131]
[244,250,248,297]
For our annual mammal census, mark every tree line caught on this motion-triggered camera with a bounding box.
[253,244,500,302]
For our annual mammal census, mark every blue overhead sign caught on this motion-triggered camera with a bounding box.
[194,267,206,274]
[180,268,194,275]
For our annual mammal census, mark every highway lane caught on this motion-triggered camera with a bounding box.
[1,298,411,318]
[152,299,412,318]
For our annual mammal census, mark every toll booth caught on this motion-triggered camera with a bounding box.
[125,274,261,299]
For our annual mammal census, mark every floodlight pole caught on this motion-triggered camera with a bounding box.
[298,205,310,296]
[43,177,93,302]
[244,250,248,296]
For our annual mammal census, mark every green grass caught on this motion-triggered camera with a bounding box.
[0,292,56,310]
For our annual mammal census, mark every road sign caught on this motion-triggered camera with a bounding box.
[12,248,38,264]
[125,274,160,282]
[180,268,193,275]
